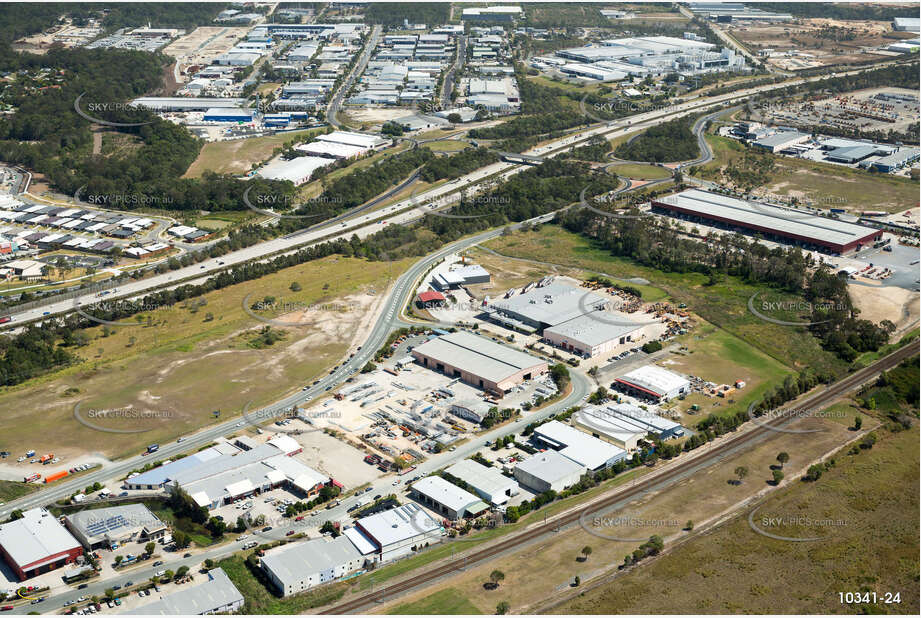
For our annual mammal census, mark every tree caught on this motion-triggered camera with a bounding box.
[8,509,23,521]
[163,570,174,581]
[853,415,862,430]
[173,530,191,549]
[104,588,114,600]
[176,565,189,578]
[573,575,581,587]
[772,469,784,485]
[734,466,749,484]
[145,542,156,555]
[114,555,123,566]
[580,546,592,561]
[448,113,462,124]
[489,569,505,589]
[804,464,823,482]
[290,282,301,292]
[685,520,694,531]
[776,452,789,468]
[203,558,214,570]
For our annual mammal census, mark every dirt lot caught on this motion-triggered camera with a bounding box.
[163,26,250,75]
[848,282,920,335]
[730,18,916,69]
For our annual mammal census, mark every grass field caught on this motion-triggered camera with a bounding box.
[0,255,412,460]
[484,226,846,375]
[425,140,470,153]
[553,425,920,614]
[609,163,672,180]
[0,479,38,502]
[183,128,326,178]
[388,588,482,615]
[694,134,919,213]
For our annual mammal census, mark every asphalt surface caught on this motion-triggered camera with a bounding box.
[327,25,381,130]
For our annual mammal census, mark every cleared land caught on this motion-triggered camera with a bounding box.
[609,163,672,180]
[425,140,471,153]
[0,255,411,460]
[552,424,919,614]
[183,128,325,178]
[483,225,848,375]
[388,588,483,615]
[692,134,920,213]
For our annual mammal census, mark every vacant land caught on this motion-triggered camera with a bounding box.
[0,255,410,460]
[553,425,919,614]
[388,588,482,615]
[183,128,325,178]
[0,479,38,502]
[484,226,847,374]
[693,134,920,213]
[425,140,470,153]
[609,163,672,180]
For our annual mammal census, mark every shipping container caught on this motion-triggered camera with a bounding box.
[44,470,69,483]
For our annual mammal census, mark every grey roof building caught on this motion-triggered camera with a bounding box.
[261,535,364,596]
[124,568,244,614]
[514,450,586,493]
[488,282,608,331]
[444,459,520,505]
[410,476,489,520]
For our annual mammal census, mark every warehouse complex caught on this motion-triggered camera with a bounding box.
[126,568,244,615]
[445,459,520,505]
[614,365,691,402]
[487,281,645,357]
[652,189,883,254]
[350,503,442,562]
[0,508,83,580]
[125,436,329,509]
[577,403,685,442]
[411,331,548,395]
[532,420,628,470]
[64,504,167,550]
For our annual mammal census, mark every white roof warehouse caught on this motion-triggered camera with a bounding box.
[411,330,548,396]
[614,365,691,402]
[531,420,628,470]
[514,450,587,494]
[410,475,490,520]
[125,568,243,614]
[261,536,364,596]
[445,459,520,505]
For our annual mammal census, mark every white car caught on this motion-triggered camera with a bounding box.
[16,456,25,462]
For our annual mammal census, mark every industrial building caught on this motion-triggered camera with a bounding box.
[131,97,247,112]
[64,504,167,550]
[514,450,586,493]
[893,17,921,32]
[651,189,883,254]
[411,331,549,396]
[688,2,792,21]
[202,107,253,123]
[261,535,364,596]
[349,503,442,562]
[531,420,628,470]
[257,156,335,185]
[295,141,367,159]
[0,508,83,581]
[124,437,329,509]
[444,459,520,505]
[595,403,686,440]
[488,282,608,333]
[751,130,811,153]
[315,130,390,151]
[431,264,491,290]
[410,475,489,520]
[543,313,643,358]
[614,365,691,402]
[870,148,920,172]
[555,36,744,77]
[125,568,244,615]
[572,406,647,450]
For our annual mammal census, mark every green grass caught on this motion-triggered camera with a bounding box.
[426,140,470,153]
[183,128,327,178]
[0,480,38,502]
[387,588,483,614]
[218,555,348,614]
[609,163,672,180]
[485,226,847,375]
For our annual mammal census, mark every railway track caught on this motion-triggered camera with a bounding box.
[325,342,918,614]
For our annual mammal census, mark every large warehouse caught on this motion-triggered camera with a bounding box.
[652,189,883,254]
[0,508,83,580]
[257,156,335,185]
[543,313,643,358]
[514,450,586,493]
[444,459,520,505]
[350,503,442,563]
[261,536,364,596]
[126,568,244,615]
[411,330,548,396]
[531,420,628,470]
[410,476,489,520]
[614,365,690,402]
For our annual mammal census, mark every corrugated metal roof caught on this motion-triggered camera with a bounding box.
[412,331,546,384]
